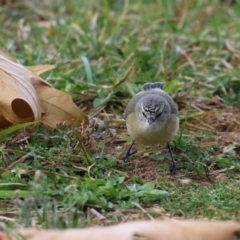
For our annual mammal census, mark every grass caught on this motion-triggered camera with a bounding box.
[0,0,240,230]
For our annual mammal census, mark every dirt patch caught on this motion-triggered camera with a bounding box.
[215,132,240,155]
[104,142,180,181]
[190,99,240,154]
[188,97,240,132]
[122,157,171,181]
[199,107,240,132]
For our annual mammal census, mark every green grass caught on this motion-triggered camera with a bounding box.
[1,0,240,230]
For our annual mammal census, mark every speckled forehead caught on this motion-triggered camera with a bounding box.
[144,105,159,113]
[141,99,162,113]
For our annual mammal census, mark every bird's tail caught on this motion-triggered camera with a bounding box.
[143,82,164,91]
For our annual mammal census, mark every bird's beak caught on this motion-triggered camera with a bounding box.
[147,117,155,125]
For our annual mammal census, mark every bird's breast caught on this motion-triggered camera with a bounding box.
[126,113,179,145]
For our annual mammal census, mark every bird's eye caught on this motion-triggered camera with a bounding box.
[156,112,162,119]
[143,112,147,118]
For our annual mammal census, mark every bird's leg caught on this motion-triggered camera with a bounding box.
[122,140,137,162]
[167,143,177,174]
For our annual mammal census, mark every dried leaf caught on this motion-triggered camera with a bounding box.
[223,144,237,154]
[0,115,12,128]
[26,65,55,77]
[28,66,89,127]
[215,173,229,182]
[32,78,88,127]
[0,53,43,124]
[0,51,88,128]
[1,220,240,240]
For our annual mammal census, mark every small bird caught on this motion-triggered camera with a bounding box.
[122,82,179,173]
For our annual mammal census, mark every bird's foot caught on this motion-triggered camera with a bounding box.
[121,149,137,162]
[170,161,177,174]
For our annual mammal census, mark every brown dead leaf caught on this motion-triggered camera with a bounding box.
[26,65,55,77]
[0,53,42,124]
[1,220,240,240]
[0,115,12,128]
[215,173,229,182]
[33,78,88,128]
[0,51,88,128]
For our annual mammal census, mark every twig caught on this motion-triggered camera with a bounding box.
[90,208,106,221]
[4,154,29,172]
[72,163,95,180]
[211,166,235,175]
[132,202,154,220]
[0,216,16,222]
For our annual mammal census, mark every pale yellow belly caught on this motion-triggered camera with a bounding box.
[126,114,179,145]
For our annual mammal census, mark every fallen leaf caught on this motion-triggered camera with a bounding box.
[178,178,192,185]
[0,115,12,128]
[0,51,88,128]
[223,144,237,154]
[1,220,240,240]
[26,65,55,77]
[215,173,229,182]
[0,53,43,124]
[33,79,88,128]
